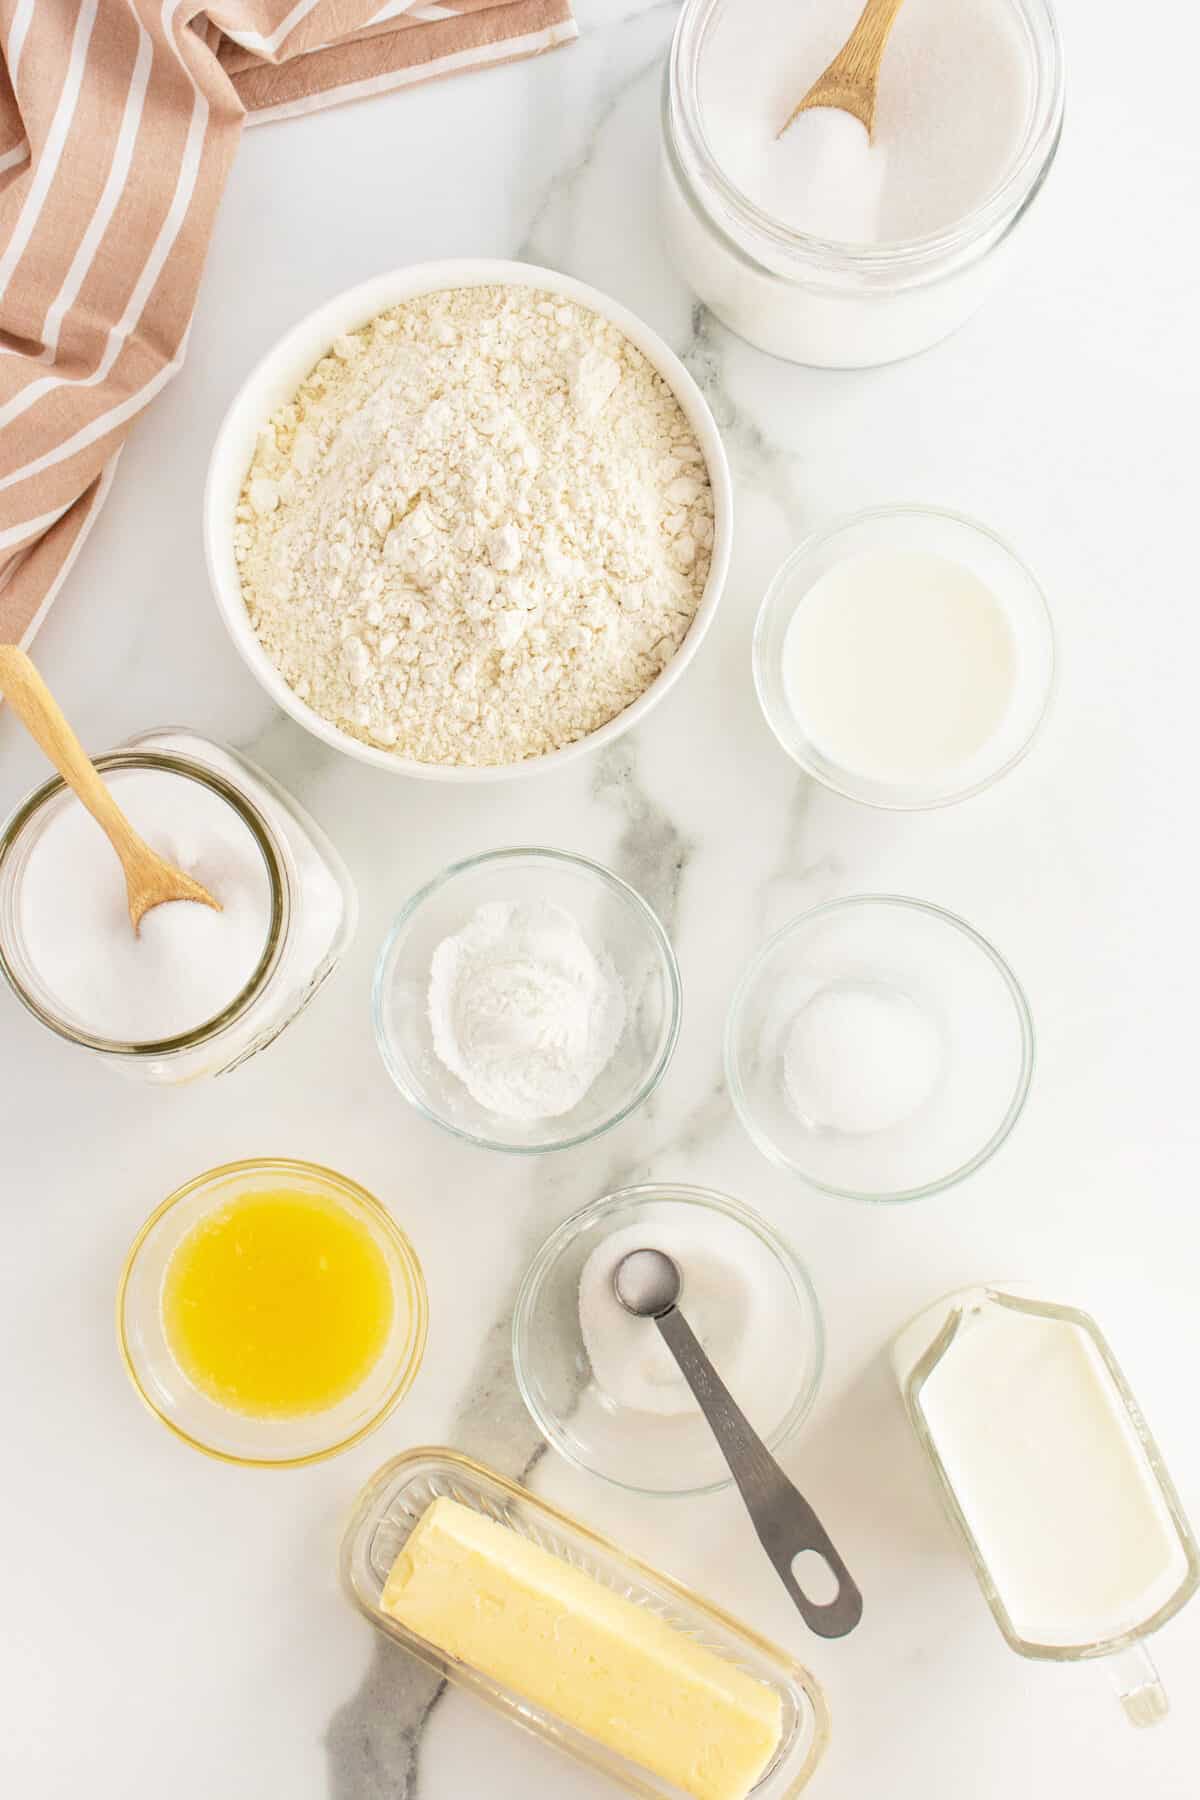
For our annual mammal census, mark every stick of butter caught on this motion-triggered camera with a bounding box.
[381,1496,783,1800]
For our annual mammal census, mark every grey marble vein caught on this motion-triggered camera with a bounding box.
[679,305,811,532]
[326,1645,444,1800]
[324,1151,640,1798]
[593,735,695,935]
[322,30,802,1789]
[516,20,677,268]
[324,1317,553,1800]
[324,722,702,1798]
[324,1210,555,1800]
[751,778,845,941]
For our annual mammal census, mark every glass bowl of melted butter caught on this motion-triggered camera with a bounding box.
[118,1157,428,1466]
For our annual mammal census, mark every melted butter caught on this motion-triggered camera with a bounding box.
[162,1188,394,1417]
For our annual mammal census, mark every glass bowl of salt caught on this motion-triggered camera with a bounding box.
[371,847,681,1153]
[513,1182,824,1496]
[726,896,1034,1202]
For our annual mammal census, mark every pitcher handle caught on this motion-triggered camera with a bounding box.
[1108,1642,1168,1727]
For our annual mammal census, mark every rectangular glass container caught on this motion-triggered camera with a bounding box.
[341,1447,830,1798]
[893,1286,1200,1726]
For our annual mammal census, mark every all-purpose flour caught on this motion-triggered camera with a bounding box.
[427,901,625,1121]
[236,287,714,767]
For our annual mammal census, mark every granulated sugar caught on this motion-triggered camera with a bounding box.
[782,982,944,1136]
[754,107,887,243]
[16,768,272,1045]
[700,0,1033,243]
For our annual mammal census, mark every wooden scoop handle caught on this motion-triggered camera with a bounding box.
[0,646,220,931]
[779,0,908,140]
[0,647,142,847]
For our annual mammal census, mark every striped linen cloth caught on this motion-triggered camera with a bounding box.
[0,0,576,648]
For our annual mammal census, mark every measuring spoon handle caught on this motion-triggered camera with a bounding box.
[655,1305,863,1638]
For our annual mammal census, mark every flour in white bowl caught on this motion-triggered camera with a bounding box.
[427,900,625,1121]
[236,286,714,767]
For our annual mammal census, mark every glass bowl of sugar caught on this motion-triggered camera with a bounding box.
[371,848,682,1153]
[726,896,1034,1202]
[753,506,1055,810]
[513,1183,824,1496]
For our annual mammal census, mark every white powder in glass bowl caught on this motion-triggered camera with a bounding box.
[427,900,626,1122]
[577,1220,757,1418]
[782,981,944,1136]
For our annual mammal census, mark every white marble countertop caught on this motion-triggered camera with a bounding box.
[2,2,1199,1794]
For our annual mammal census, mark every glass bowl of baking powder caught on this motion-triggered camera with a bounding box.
[372,847,682,1152]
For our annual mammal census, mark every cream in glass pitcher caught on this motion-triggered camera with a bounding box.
[893,1285,1199,1725]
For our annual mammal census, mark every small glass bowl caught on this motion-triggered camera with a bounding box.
[726,897,1034,1203]
[372,849,681,1154]
[753,506,1056,809]
[513,1183,824,1496]
[117,1158,428,1467]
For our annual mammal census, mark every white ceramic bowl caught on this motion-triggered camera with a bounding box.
[204,259,733,783]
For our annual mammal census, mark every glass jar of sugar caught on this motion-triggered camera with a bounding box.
[0,729,356,1082]
[660,0,1064,367]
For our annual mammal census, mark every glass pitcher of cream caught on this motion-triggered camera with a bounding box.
[893,1286,1199,1725]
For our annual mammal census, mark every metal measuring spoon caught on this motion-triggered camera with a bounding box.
[613,1247,863,1639]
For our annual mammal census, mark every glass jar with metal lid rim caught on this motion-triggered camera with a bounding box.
[659,0,1065,367]
[0,729,356,1081]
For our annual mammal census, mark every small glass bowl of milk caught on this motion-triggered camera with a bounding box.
[754,506,1055,809]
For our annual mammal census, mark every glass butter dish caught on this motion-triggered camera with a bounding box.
[341,1448,830,1798]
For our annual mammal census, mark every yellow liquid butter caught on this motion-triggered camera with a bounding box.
[162,1188,394,1417]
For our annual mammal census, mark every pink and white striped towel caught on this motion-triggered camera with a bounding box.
[0,0,576,648]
